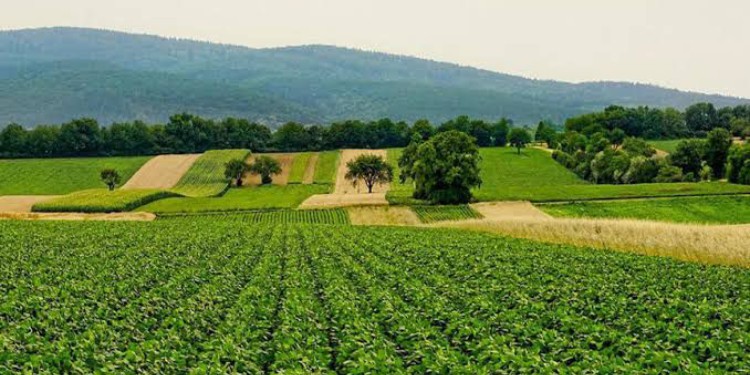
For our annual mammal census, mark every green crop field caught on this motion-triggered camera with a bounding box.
[32,189,177,213]
[287,152,312,184]
[171,149,250,197]
[0,156,150,195]
[539,195,750,224]
[139,184,329,214]
[388,147,750,203]
[313,150,339,185]
[413,205,482,223]
[648,139,693,154]
[1,218,748,372]
[160,208,349,224]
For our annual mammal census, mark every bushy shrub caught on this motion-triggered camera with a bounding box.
[726,144,750,184]
[655,164,684,183]
[622,156,659,184]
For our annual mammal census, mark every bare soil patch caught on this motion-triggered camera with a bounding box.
[348,206,421,226]
[0,212,155,222]
[245,153,295,186]
[334,149,390,194]
[471,201,551,221]
[122,154,201,190]
[0,195,60,213]
[302,153,319,184]
[299,193,388,209]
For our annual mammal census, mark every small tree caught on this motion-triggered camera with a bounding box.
[100,169,121,191]
[509,128,531,154]
[345,154,394,193]
[250,156,282,184]
[224,159,249,187]
[704,128,733,179]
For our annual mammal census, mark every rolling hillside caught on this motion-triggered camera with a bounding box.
[1,27,747,126]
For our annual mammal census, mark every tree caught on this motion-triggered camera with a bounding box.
[273,122,310,151]
[669,139,705,179]
[345,154,394,193]
[100,169,121,191]
[621,137,656,158]
[490,118,511,146]
[410,131,482,204]
[685,102,719,136]
[726,144,750,184]
[535,121,558,148]
[224,159,250,187]
[508,128,531,154]
[249,156,282,184]
[654,164,683,183]
[704,128,733,179]
[609,128,626,150]
[410,119,434,141]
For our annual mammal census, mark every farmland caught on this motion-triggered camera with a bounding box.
[31,189,177,213]
[0,218,748,372]
[0,156,150,195]
[648,139,691,154]
[159,208,349,224]
[312,150,340,185]
[139,185,329,214]
[388,147,750,203]
[171,149,250,197]
[539,195,750,224]
[287,152,313,184]
[413,205,482,223]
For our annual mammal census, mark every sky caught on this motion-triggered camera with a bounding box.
[2,0,749,98]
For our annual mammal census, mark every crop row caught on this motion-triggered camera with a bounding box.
[171,149,250,197]
[413,204,483,223]
[31,188,177,213]
[158,209,350,225]
[0,218,748,372]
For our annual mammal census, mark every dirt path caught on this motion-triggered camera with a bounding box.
[302,153,319,184]
[122,154,201,189]
[0,196,60,213]
[245,154,295,186]
[334,149,390,194]
[0,212,155,221]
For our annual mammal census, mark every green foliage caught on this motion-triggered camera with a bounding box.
[172,149,250,197]
[287,152,313,184]
[224,159,250,187]
[654,164,684,183]
[159,209,349,225]
[413,205,483,223]
[100,169,121,191]
[1,219,749,372]
[508,128,532,154]
[669,139,706,179]
[411,131,482,204]
[139,185,329,214]
[250,155,282,185]
[540,195,750,224]
[345,154,393,193]
[32,189,176,213]
[621,137,656,157]
[648,139,691,154]
[704,128,733,178]
[313,150,340,185]
[726,144,750,184]
[0,156,150,195]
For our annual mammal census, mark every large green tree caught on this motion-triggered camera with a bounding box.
[224,159,250,187]
[704,128,733,179]
[249,156,282,184]
[410,130,482,204]
[508,128,531,154]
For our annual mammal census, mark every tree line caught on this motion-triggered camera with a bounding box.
[0,114,513,158]
[565,103,750,139]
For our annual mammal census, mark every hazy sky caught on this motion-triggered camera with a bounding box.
[2,0,749,98]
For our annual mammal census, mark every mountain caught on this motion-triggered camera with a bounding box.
[0,27,747,127]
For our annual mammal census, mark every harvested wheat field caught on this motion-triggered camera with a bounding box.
[302,153,319,184]
[334,149,390,194]
[0,195,60,213]
[299,193,388,209]
[122,154,201,189]
[436,216,750,268]
[471,201,551,221]
[0,212,155,222]
[347,206,421,226]
[245,154,295,186]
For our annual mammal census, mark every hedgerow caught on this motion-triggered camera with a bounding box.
[1,219,749,372]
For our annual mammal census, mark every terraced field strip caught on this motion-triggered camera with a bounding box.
[347,206,421,226]
[334,149,390,194]
[32,189,177,213]
[122,154,201,189]
[471,201,551,221]
[0,195,60,213]
[246,153,295,186]
[0,212,155,221]
[313,150,340,185]
[413,205,483,223]
[2,220,749,372]
[302,153,319,184]
[159,209,350,225]
[172,149,250,197]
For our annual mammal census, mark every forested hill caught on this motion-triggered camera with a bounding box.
[1,27,748,127]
